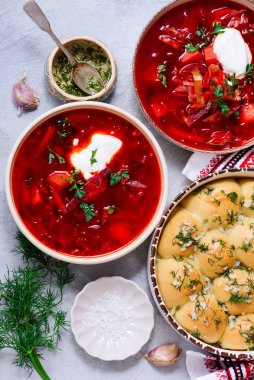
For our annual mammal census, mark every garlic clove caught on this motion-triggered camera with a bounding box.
[13,72,40,115]
[145,343,182,367]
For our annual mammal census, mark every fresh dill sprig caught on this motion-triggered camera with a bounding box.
[12,231,74,298]
[0,266,67,379]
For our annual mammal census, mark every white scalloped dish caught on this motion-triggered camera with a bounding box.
[71,277,154,361]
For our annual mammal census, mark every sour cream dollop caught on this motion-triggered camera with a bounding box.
[71,133,122,180]
[213,27,252,77]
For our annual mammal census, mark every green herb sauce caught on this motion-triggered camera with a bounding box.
[53,43,112,97]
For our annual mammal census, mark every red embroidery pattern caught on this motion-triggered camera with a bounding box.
[241,153,254,168]
[215,369,229,380]
[197,155,224,180]
[204,356,219,373]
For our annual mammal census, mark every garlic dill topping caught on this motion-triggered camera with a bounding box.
[53,43,112,96]
[156,177,254,349]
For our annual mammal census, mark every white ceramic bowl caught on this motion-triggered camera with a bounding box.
[5,102,168,265]
[148,168,254,359]
[71,276,154,360]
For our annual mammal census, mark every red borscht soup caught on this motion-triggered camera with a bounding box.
[134,0,254,151]
[11,109,161,257]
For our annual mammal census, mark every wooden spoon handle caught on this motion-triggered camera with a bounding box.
[23,0,76,66]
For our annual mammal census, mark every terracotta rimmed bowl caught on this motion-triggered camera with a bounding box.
[133,0,254,154]
[5,101,168,265]
[46,36,117,103]
[148,168,254,359]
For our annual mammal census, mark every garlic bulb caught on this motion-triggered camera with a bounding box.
[145,343,182,367]
[13,72,39,115]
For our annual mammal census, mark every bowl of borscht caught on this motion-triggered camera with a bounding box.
[134,0,254,153]
[5,102,168,264]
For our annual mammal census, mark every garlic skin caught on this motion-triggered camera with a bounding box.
[145,343,182,367]
[13,72,40,115]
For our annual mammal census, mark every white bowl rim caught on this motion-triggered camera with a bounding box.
[132,0,254,154]
[5,101,168,265]
[47,35,117,101]
[70,276,154,361]
[148,168,254,359]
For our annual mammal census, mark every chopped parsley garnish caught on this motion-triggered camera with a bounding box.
[66,168,85,199]
[198,243,209,252]
[58,131,67,138]
[172,255,184,262]
[213,85,224,98]
[157,64,167,88]
[234,111,240,119]
[195,26,206,37]
[79,202,95,222]
[246,64,254,83]
[240,324,254,346]
[173,224,198,249]
[241,241,252,252]
[192,330,201,339]
[224,74,239,94]
[90,148,98,166]
[86,76,104,94]
[204,186,215,196]
[186,279,200,290]
[217,101,229,115]
[47,146,66,164]
[212,198,221,206]
[107,206,116,215]
[229,294,251,304]
[57,118,71,127]
[211,22,226,35]
[185,43,200,52]
[227,192,238,204]
[109,169,130,186]
[226,209,238,224]
[213,86,229,115]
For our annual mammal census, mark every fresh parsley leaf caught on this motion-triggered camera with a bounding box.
[234,111,240,119]
[227,192,238,204]
[109,169,130,186]
[213,86,229,115]
[157,64,167,88]
[211,22,226,35]
[216,101,229,115]
[198,243,209,252]
[47,146,66,164]
[66,169,85,199]
[224,74,239,94]
[90,148,98,166]
[79,202,95,222]
[57,117,69,127]
[158,64,166,74]
[195,26,206,37]
[107,206,116,215]
[58,131,67,138]
[48,152,55,164]
[185,43,200,52]
[213,85,224,98]
[246,64,254,75]
[204,186,214,196]
[246,64,254,83]
[192,330,201,339]
[229,294,251,303]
